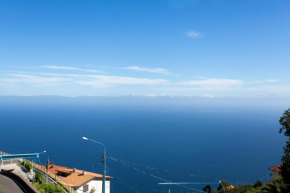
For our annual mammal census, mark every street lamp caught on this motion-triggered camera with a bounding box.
[40,151,47,154]
[219,180,226,193]
[82,137,106,193]
[33,150,47,174]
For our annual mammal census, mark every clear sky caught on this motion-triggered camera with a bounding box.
[0,0,290,97]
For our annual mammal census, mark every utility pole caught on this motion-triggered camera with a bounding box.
[102,148,106,193]
[82,137,106,193]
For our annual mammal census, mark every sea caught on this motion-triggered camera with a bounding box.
[0,96,288,193]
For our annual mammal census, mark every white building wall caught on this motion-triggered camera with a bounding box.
[76,180,110,193]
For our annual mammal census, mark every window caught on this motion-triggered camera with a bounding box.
[83,184,89,192]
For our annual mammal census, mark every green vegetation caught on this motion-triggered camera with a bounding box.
[279,109,290,191]
[32,183,65,193]
[203,185,212,193]
[0,184,4,193]
[32,173,65,193]
[20,160,32,172]
[227,177,286,192]
[217,180,230,192]
[261,176,286,193]
[19,161,65,193]
[199,177,286,193]
[279,109,290,137]
[34,173,45,184]
[90,187,96,193]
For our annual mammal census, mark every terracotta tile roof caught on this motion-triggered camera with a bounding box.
[47,164,112,188]
[269,164,281,172]
[64,172,95,187]
[48,165,70,175]
[226,185,235,190]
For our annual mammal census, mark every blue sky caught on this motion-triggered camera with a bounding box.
[0,0,290,97]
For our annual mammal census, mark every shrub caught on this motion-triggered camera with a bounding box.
[33,183,66,193]
[34,173,44,184]
[261,176,286,193]
[20,160,33,172]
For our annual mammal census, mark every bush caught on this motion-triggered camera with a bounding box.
[252,181,263,188]
[33,183,66,193]
[20,160,33,172]
[227,185,256,193]
[261,176,286,193]
[34,173,44,184]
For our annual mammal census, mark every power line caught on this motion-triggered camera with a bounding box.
[109,156,204,193]
[159,182,219,185]
[107,166,171,193]
[149,174,204,193]
[108,156,253,184]
[139,188,168,193]
[106,166,143,193]
[48,152,102,157]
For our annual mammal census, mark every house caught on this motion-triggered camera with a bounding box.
[226,185,235,190]
[269,164,281,178]
[46,162,112,193]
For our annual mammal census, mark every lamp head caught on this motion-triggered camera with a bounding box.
[43,151,46,153]
[219,181,221,183]
[82,137,88,141]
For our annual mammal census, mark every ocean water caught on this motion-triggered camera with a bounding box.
[0,96,288,193]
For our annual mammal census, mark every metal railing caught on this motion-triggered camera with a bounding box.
[0,151,77,193]
[32,163,77,193]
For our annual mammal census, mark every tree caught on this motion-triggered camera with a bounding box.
[203,185,212,193]
[279,109,290,137]
[217,181,230,193]
[252,180,263,188]
[280,140,290,191]
[34,173,44,184]
[279,109,290,191]
[227,185,256,193]
[261,176,286,193]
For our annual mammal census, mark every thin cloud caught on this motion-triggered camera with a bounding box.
[120,66,171,74]
[0,74,72,86]
[39,65,104,73]
[181,78,244,87]
[265,79,279,82]
[0,73,168,88]
[246,79,280,85]
[185,31,201,38]
[161,86,236,92]
[245,85,290,97]
[76,75,168,88]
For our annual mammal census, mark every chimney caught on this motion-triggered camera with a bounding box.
[73,168,76,172]
[46,161,49,169]
[50,161,54,168]
[82,171,87,175]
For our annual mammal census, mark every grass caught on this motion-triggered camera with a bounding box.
[0,184,4,193]
[32,173,65,193]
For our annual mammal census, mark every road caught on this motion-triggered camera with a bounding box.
[0,174,25,193]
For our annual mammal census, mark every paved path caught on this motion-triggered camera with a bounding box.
[1,164,32,182]
[0,173,25,193]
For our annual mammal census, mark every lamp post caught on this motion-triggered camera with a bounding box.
[219,180,226,193]
[82,137,106,193]
[33,150,46,174]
